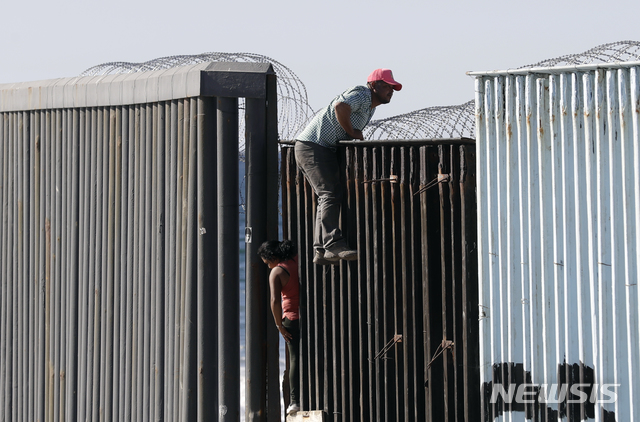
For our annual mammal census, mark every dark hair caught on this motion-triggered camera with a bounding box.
[257,240,297,262]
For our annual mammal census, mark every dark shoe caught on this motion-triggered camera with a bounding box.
[313,250,338,266]
[324,245,358,261]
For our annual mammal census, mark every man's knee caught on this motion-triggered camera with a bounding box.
[317,191,342,206]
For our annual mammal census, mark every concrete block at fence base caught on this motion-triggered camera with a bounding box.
[286,410,324,422]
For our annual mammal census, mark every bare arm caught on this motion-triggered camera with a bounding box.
[268,267,292,342]
[335,102,364,140]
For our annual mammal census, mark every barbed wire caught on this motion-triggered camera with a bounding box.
[81,52,315,159]
[81,40,640,146]
[80,41,640,213]
[365,100,475,140]
[520,40,640,68]
[368,40,640,141]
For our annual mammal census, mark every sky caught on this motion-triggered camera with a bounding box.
[2,0,640,121]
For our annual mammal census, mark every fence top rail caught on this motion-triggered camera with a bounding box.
[0,62,275,112]
[279,137,475,147]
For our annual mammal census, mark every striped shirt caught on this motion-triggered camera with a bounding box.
[296,85,376,149]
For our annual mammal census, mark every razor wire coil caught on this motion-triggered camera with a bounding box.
[81,41,640,212]
[82,41,640,146]
[81,52,315,159]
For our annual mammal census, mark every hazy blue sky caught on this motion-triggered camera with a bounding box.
[2,0,640,119]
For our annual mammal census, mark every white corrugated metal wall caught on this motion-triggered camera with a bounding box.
[473,62,640,421]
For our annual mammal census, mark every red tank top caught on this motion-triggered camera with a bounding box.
[278,256,299,321]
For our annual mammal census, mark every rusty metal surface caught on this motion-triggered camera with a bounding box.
[280,140,479,422]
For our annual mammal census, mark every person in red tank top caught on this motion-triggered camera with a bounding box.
[258,240,300,416]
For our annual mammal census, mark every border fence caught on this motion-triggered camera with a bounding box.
[0,62,280,422]
[469,60,640,422]
[280,139,479,421]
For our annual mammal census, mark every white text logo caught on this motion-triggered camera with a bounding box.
[489,384,619,405]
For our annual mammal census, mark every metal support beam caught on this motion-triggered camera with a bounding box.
[244,72,280,422]
[264,74,281,422]
[245,96,268,421]
[197,97,218,421]
[217,97,240,422]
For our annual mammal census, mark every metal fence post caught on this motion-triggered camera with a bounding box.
[245,96,268,421]
[217,96,240,422]
[264,73,281,422]
[197,97,218,422]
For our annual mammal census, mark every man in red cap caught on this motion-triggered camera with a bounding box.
[294,69,402,265]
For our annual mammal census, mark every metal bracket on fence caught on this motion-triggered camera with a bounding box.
[413,173,450,196]
[362,174,398,184]
[424,339,454,386]
[372,334,403,361]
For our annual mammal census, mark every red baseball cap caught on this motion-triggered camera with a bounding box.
[367,69,402,91]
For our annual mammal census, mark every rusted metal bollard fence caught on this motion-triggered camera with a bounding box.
[280,139,480,422]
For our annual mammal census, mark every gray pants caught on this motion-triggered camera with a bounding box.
[294,141,345,251]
